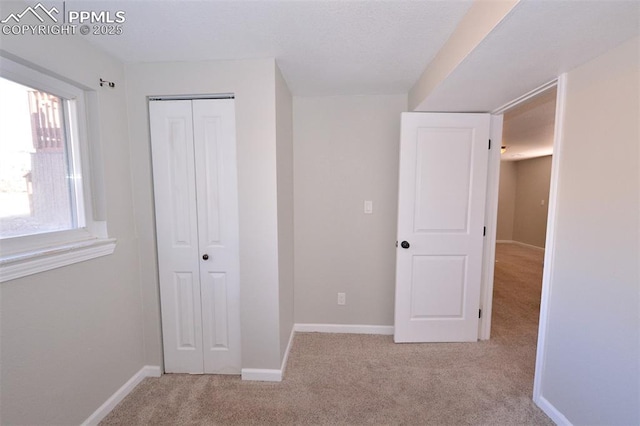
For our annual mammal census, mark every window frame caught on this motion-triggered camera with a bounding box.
[0,56,115,282]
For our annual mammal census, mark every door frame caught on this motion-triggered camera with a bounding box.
[477,78,561,341]
[475,76,567,422]
[477,113,503,340]
[532,75,566,420]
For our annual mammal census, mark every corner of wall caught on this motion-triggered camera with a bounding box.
[275,60,295,364]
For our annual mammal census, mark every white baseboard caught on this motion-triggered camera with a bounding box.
[496,240,545,251]
[294,323,394,335]
[242,325,295,383]
[280,326,295,376]
[241,368,283,382]
[82,365,161,425]
[535,395,572,426]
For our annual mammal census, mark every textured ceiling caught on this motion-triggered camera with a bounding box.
[77,0,473,96]
[416,0,640,112]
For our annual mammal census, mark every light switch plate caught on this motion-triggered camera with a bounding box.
[364,200,373,214]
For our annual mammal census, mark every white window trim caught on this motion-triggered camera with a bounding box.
[0,55,115,283]
[0,238,116,282]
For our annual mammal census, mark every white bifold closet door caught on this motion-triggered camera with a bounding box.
[149,99,241,374]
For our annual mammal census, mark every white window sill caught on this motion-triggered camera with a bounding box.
[0,238,116,283]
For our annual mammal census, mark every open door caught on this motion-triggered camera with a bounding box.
[394,113,492,343]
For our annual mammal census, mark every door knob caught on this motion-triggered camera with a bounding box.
[401,241,410,249]
[202,254,209,260]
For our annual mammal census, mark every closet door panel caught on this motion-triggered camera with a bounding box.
[193,99,242,374]
[150,100,204,374]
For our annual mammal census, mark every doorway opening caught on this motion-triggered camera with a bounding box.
[492,84,557,382]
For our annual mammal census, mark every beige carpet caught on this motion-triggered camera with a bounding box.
[102,242,552,425]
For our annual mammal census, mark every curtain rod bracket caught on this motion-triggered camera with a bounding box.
[99,78,115,88]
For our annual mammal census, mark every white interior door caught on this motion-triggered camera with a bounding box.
[192,100,241,374]
[394,113,491,343]
[150,99,241,374]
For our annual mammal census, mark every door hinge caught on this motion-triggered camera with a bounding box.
[479,309,482,319]
[488,139,491,150]
[483,226,486,236]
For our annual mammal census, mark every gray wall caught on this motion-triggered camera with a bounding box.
[539,36,639,425]
[0,35,144,424]
[513,156,551,248]
[496,160,517,240]
[275,64,295,358]
[497,156,552,248]
[293,94,407,326]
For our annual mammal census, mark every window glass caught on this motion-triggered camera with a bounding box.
[0,77,79,238]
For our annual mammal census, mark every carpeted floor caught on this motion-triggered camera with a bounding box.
[101,242,552,425]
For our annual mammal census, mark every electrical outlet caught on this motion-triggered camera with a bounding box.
[337,292,346,305]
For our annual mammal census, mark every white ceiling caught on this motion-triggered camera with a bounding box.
[416,0,640,112]
[76,0,473,96]
[501,87,556,162]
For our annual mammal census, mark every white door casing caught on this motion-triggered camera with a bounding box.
[394,113,491,343]
[150,99,241,374]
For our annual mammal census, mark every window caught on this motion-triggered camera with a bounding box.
[0,78,82,238]
[0,56,114,282]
